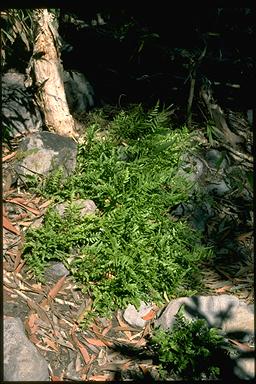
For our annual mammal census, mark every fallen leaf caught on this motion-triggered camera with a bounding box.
[75,353,82,372]
[26,298,52,327]
[130,331,143,340]
[71,327,91,364]
[28,313,39,334]
[42,336,59,352]
[116,310,128,328]
[228,338,254,352]
[2,151,17,162]
[18,221,33,227]
[50,374,62,381]
[88,374,113,381]
[56,338,76,350]
[77,341,91,364]
[39,199,53,209]
[98,359,132,372]
[89,322,101,334]
[28,333,41,345]
[141,309,157,321]
[15,260,26,273]
[13,233,24,271]
[215,284,232,293]
[102,324,112,336]
[3,215,20,235]
[4,198,41,215]
[83,337,109,347]
[13,212,29,221]
[139,364,149,375]
[236,231,253,243]
[48,275,67,300]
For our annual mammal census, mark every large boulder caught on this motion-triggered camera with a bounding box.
[4,316,49,381]
[63,70,95,115]
[154,295,255,380]
[2,70,44,138]
[155,295,254,334]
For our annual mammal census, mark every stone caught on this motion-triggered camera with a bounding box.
[178,154,205,182]
[233,355,255,380]
[205,149,227,170]
[55,199,97,218]
[76,199,97,216]
[123,301,154,328]
[4,316,49,381]
[206,179,231,196]
[63,70,95,115]
[155,295,254,334]
[44,261,70,283]
[2,70,43,138]
[154,295,255,380]
[14,131,78,182]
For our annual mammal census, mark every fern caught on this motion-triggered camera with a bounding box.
[23,105,212,317]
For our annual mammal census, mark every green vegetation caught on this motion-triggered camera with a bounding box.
[149,308,229,380]
[23,104,212,316]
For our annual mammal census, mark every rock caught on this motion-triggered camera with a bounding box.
[77,199,97,216]
[170,201,214,232]
[233,355,255,380]
[123,301,154,328]
[55,199,97,218]
[178,154,205,182]
[2,164,17,192]
[188,202,214,231]
[205,149,227,170]
[154,295,255,380]
[2,70,43,138]
[44,261,70,283]
[206,179,231,196]
[155,295,254,334]
[4,316,49,381]
[63,70,95,115]
[30,216,44,229]
[14,131,78,183]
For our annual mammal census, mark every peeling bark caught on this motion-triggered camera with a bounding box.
[26,9,78,138]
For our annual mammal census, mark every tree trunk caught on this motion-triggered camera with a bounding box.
[26,9,78,138]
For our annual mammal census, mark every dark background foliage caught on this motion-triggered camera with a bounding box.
[2,6,254,122]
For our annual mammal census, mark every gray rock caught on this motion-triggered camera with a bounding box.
[155,295,254,334]
[189,202,214,232]
[55,199,97,218]
[206,179,231,196]
[154,295,255,380]
[178,154,205,182]
[123,301,154,328]
[233,356,255,380]
[44,261,70,283]
[2,71,43,138]
[63,70,95,114]
[205,149,227,170]
[4,316,49,381]
[170,201,214,232]
[14,131,77,182]
[76,199,97,216]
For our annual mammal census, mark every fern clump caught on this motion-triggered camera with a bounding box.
[149,310,228,380]
[23,104,212,317]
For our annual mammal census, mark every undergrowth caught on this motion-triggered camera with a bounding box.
[23,103,212,317]
[149,307,229,380]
